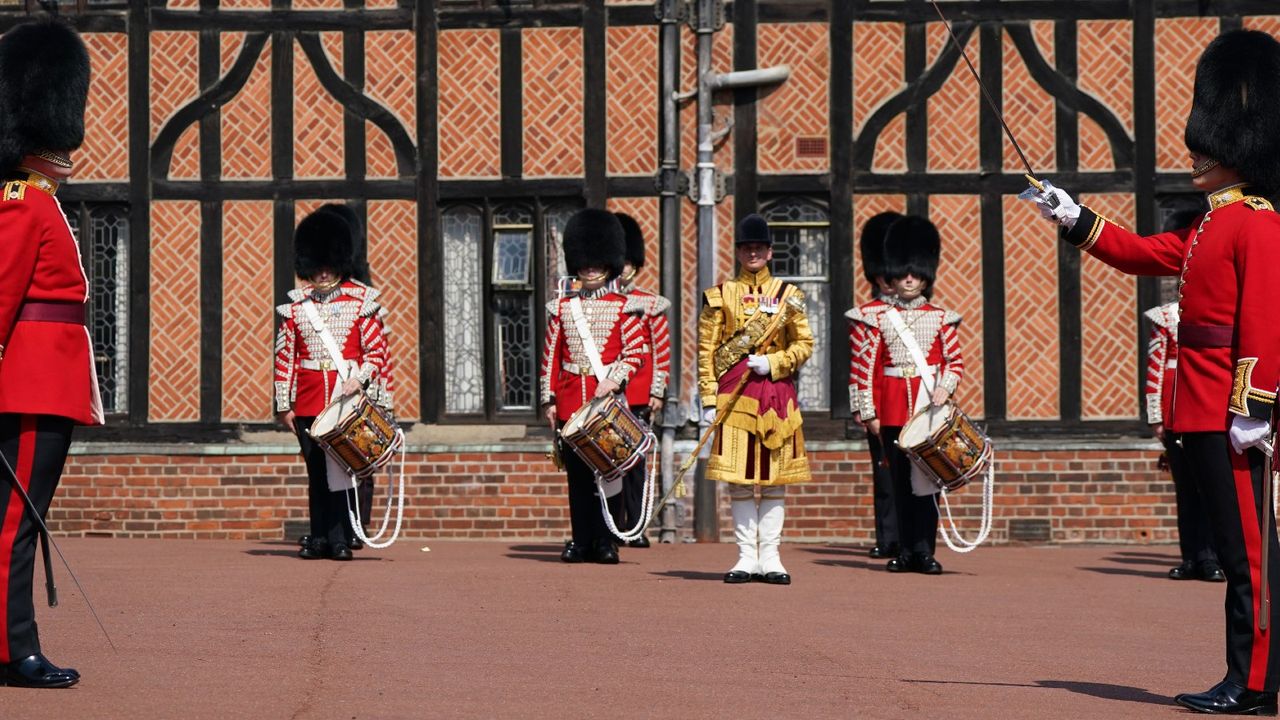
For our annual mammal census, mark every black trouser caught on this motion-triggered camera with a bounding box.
[0,414,73,664]
[614,406,651,535]
[295,417,355,549]
[560,433,611,549]
[882,426,937,558]
[1182,432,1280,691]
[867,430,899,550]
[1164,433,1217,566]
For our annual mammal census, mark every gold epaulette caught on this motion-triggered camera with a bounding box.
[1,180,26,202]
[1244,196,1274,212]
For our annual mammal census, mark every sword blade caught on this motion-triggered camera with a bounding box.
[928,0,1038,179]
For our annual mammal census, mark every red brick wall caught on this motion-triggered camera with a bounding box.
[51,441,1175,545]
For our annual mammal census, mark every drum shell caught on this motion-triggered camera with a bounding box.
[899,405,991,492]
[311,394,399,477]
[561,395,650,479]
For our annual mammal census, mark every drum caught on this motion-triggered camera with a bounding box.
[897,403,992,492]
[560,394,652,481]
[309,391,402,478]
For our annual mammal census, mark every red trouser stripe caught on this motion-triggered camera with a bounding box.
[0,416,36,663]
[1231,448,1271,689]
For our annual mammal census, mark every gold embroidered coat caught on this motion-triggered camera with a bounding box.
[697,268,813,485]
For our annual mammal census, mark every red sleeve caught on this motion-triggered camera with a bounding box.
[357,315,390,382]
[1229,211,1280,421]
[0,197,43,351]
[648,311,671,398]
[1064,206,1193,276]
[273,314,298,413]
[937,320,964,394]
[613,312,645,382]
[539,306,562,407]
[1145,323,1167,425]
[855,322,883,420]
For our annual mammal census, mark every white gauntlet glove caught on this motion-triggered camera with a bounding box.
[703,407,717,424]
[1017,179,1081,229]
[1229,415,1273,455]
[746,354,771,376]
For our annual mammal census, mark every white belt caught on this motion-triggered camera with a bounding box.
[883,364,938,379]
[300,358,352,371]
[1165,360,1177,369]
[563,361,615,377]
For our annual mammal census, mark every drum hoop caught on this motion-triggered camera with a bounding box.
[899,403,956,451]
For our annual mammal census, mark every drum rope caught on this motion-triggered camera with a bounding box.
[346,427,407,550]
[596,433,660,543]
[935,455,995,553]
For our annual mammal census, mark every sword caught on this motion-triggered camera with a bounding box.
[0,448,115,651]
[927,1,1058,206]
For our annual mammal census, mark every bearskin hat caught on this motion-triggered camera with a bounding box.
[1184,29,1280,194]
[615,212,646,270]
[295,206,358,281]
[562,208,625,279]
[859,211,902,289]
[736,213,771,246]
[315,204,371,285]
[0,18,91,173]
[883,214,941,286]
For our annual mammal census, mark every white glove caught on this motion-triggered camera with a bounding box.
[746,354,771,376]
[702,407,717,424]
[1017,179,1081,229]
[1229,415,1273,455]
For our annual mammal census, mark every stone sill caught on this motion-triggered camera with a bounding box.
[70,435,1162,456]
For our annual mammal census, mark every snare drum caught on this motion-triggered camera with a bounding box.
[560,394,652,481]
[309,391,402,478]
[897,403,992,492]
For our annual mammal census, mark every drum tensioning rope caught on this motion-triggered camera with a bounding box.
[595,432,661,543]
[935,451,995,554]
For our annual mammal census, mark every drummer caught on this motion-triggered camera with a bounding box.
[539,209,645,564]
[850,215,964,575]
[274,205,394,561]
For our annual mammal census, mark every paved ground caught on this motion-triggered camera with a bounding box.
[0,538,1229,719]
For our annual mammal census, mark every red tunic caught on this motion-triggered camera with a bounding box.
[619,286,672,407]
[1144,302,1179,427]
[1066,184,1280,432]
[0,179,102,425]
[273,281,392,417]
[539,288,644,422]
[850,297,964,427]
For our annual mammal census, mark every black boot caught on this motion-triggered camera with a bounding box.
[0,654,79,688]
[1168,560,1197,580]
[561,542,587,563]
[1176,680,1277,715]
[299,537,330,559]
[592,539,619,564]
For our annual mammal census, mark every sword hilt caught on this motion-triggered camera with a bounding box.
[1025,174,1060,209]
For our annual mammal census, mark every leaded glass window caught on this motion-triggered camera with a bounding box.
[441,199,582,420]
[764,198,830,411]
[492,204,535,411]
[443,205,485,414]
[65,204,129,416]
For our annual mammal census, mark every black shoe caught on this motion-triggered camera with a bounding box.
[1169,561,1197,580]
[1176,680,1277,715]
[1199,562,1227,583]
[915,554,943,575]
[761,571,791,585]
[331,544,353,561]
[592,540,619,564]
[299,538,330,560]
[348,537,364,551]
[724,570,753,584]
[869,543,900,560]
[561,542,588,563]
[628,535,650,548]
[886,556,911,573]
[0,654,79,688]
[298,534,313,549]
